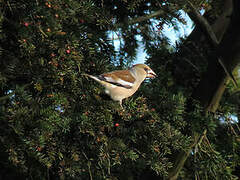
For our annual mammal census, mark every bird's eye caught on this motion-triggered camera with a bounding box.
[144,68,148,72]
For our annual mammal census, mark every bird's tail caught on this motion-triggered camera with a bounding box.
[82,73,110,86]
[82,73,100,82]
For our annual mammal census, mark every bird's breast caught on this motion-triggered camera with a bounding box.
[105,85,138,101]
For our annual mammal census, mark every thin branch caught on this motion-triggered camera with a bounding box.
[187,1,237,87]
[183,58,200,73]
[0,92,14,102]
[203,135,219,154]
[218,58,238,87]
[211,0,233,41]
[196,129,207,149]
[128,9,165,25]
[186,0,219,47]
[114,9,165,28]
[167,132,201,180]
[82,151,93,180]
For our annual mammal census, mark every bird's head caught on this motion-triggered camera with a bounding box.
[131,64,157,79]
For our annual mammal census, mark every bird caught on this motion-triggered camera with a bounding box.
[83,64,156,108]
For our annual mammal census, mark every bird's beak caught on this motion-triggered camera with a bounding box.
[146,69,157,78]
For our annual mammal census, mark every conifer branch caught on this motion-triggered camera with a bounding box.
[114,9,165,28]
[0,92,14,102]
[128,9,165,25]
[167,132,201,180]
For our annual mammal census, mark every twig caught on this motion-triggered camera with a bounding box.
[82,152,93,180]
[0,92,15,102]
[114,9,165,29]
[203,135,218,154]
[218,58,238,87]
[128,9,165,25]
[183,58,200,72]
[235,123,240,134]
[226,117,239,136]
[194,129,207,153]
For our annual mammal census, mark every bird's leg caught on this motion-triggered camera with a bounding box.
[119,100,123,109]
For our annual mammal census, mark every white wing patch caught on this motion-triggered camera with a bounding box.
[116,79,134,87]
[103,76,133,89]
[85,72,135,89]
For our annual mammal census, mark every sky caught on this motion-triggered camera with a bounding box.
[112,11,239,123]
[111,10,194,64]
[135,10,194,64]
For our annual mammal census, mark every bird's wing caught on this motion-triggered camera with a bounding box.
[100,70,135,89]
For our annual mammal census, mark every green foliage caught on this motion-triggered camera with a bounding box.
[0,0,240,179]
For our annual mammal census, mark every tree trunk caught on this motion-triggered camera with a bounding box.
[194,0,240,112]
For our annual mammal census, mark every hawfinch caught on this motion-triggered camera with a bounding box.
[84,64,156,108]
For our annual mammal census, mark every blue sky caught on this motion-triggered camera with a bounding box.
[136,11,194,64]
[111,11,240,124]
[111,11,194,64]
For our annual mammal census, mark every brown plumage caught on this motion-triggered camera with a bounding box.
[84,64,156,108]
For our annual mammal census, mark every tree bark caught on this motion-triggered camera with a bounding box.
[187,0,233,47]
[167,0,240,179]
[167,133,200,180]
[194,0,240,112]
